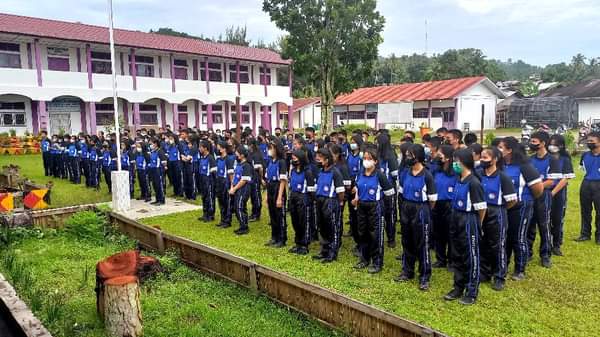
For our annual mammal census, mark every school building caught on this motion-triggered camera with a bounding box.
[0,13,293,136]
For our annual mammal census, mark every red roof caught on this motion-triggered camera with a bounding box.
[336,76,488,105]
[292,97,320,111]
[0,12,291,65]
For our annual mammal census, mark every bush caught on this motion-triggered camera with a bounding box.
[484,132,496,146]
[64,211,107,243]
[564,131,576,152]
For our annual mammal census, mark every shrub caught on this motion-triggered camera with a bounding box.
[484,132,496,146]
[564,131,576,152]
[64,211,106,243]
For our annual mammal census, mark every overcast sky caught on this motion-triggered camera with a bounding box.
[2,0,598,66]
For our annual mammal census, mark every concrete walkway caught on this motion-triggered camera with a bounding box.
[105,198,202,220]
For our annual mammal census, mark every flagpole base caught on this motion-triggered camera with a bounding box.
[111,171,131,212]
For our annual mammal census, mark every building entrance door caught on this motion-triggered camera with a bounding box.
[49,113,71,135]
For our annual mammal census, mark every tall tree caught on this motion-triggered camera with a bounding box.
[263,0,385,134]
[222,25,251,46]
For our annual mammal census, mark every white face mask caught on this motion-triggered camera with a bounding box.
[350,143,358,151]
[548,145,560,153]
[363,160,375,169]
[314,146,319,152]
[268,149,274,157]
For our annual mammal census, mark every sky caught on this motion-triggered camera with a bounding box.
[1,0,598,66]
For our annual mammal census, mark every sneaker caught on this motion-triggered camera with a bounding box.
[551,247,563,256]
[443,288,463,301]
[321,256,336,264]
[432,261,447,268]
[312,253,326,260]
[220,223,231,229]
[541,257,552,268]
[574,236,591,242]
[511,272,526,281]
[234,228,249,235]
[150,201,161,205]
[492,279,505,291]
[249,216,260,222]
[354,261,369,269]
[387,241,397,249]
[296,247,309,255]
[459,296,476,305]
[367,265,382,274]
[393,273,414,282]
[288,246,300,254]
[419,281,430,291]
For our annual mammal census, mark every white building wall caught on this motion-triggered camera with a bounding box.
[298,104,321,127]
[579,100,600,123]
[456,83,499,130]
[0,95,33,136]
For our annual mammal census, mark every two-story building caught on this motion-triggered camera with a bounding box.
[0,13,293,136]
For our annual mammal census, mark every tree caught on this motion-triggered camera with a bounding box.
[221,25,251,46]
[149,27,212,41]
[519,79,539,97]
[426,48,505,82]
[263,0,385,134]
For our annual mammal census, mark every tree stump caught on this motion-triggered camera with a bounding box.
[103,276,143,337]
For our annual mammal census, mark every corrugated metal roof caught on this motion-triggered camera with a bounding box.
[0,12,290,65]
[335,76,489,105]
[542,79,600,99]
[293,97,320,111]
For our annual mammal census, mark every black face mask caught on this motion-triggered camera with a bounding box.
[405,157,417,167]
[316,161,324,169]
[588,143,598,151]
[529,143,540,151]
[292,160,300,166]
[480,160,492,169]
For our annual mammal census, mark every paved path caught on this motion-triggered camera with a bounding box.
[105,198,201,220]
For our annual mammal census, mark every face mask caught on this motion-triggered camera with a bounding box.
[548,145,560,153]
[363,160,375,169]
[529,143,540,151]
[405,157,417,167]
[424,147,431,157]
[275,133,281,137]
[452,162,463,175]
[244,145,249,150]
[314,146,319,152]
[268,149,274,157]
[480,160,492,169]
[350,143,358,151]
[292,160,300,166]
[136,147,142,152]
[150,145,156,151]
[141,133,147,137]
[588,143,598,151]
[359,152,364,159]
[474,160,481,168]
[70,139,75,143]
[316,161,324,169]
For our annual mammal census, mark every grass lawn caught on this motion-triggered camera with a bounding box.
[0,214,340,337]
[4,150,600,337]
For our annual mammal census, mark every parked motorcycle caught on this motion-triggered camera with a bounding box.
[521,119,534,145]
[555,124,568,136]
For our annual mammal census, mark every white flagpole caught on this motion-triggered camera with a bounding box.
[108,0,122,171]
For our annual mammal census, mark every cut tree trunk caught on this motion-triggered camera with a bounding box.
[103,276,143,337]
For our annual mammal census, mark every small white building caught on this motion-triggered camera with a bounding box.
[542,79,600,124]
[292,97,321,128]
[334,76,505,131]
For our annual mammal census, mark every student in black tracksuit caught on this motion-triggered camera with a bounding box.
[179,133,196,200]
[215,141,235,228]
[376,133,399,248]
[40,131,51,176]
[134,143,151,202]
[249,139,264,222]
[352,147,394,274]
[479,148,517,291]
[444,148,487,306]
[548,134,575,255]
[230,146,253,235]
[395,144,437,290]
[147,139,167,205]
[166,134,183,197]
[264,139,288,248]
[288,150,316,255]
[87,141,100,189]
[312,148,346,263]
[329,143,352,245]
[576,131,600,244]
[346,135,363,245]
[198,140,216,222]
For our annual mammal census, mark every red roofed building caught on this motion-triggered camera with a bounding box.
[0,12,293,135]
[334,76,504,130]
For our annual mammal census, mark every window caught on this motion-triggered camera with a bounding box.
[412,108,444,119]
[0,42,21,69]
[139,104,158,125]
[91,51,112,74]
[0,102,25,126]
[201,105,223,124]
[174,59,188,80]
[177,105,188,112]
[228,64,250,84]
[95,103,114,126]
[47,47,70,71]
[130,55,154,77]
[259,66,271,85]
[229,105,250,124]
[200,62,223,82]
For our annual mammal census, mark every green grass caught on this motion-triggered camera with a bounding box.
[4,153,600,337]
[0,227,340,337]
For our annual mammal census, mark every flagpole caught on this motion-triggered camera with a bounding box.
[108,0,122,171]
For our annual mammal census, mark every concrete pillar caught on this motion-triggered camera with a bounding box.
[251,103,257,135]
[288,105,293,131]
[86,44,93,88]
[88,102,97,135]
[130,48,137,91]
[38,101,48,133]
[170,53,176,92]
[160,100,166,128]
[33,39,43,87]
[204,57,210,94]
[111,170,131,212]
[206,104,213,130]
[194,101,200,128]
[133,103,140,130]
[172,103,179,131]
[224,102,230,130]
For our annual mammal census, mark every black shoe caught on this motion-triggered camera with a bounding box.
[354,261,369,269]
[551,247,563,256]
[265,240,276,247]
[480,274,491,283]
[234,228,249,235]
[321,256,336,264]
[352,246,362,258]
[541,257,552,268]
[432,261,447,268]
[459,296,476,305]
[249,216,260,222]
[288,246,300,254]
[343,230,353,237]
[367,265,382,274]
[312,253,326,260]
[296,247,308,255]
[207,216,215,221]
[150,201,161,205]
[393,273,414,282]
[511,272,526,281]
[219,223,231,228]
[395,254,403,261]
[492,279,505,291]
[272,242,286,248]
[444,288,463,301]
[144,198,152,202]
[419,281,430,291]
[574,236,591,242]
[387,241,397,249]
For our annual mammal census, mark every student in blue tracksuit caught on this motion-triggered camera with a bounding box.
[346,135,363,243]
[67,135,81,184]
[377,133,399,248]
[61,135,70,180]
[198,140,217,222]
[498,136,544,280]
[431,145,458,269]
[179,131,196,200]
[443,148,486,305]
[230,146,253,235]
[248,139,264,222]
[120,143,135,199]
[147,139,167,205]
[527,131,562,268]
[134,143,151,202]
[40,131,51,176]
[264,139,288,247]
[576,131,600,244]
[166,134,183,197]
[79,136,90,186]
[395,144,437,290]
[312,148,346,263]
[50,135,61,178]
[479,147,517,291]
[191,136,202,199]
[215,141,235,228]
[329,143,351,244]
[547,134,575,256]
[288,150,316,255]
[101,142,115,192]
[87,139,100,189]
[351,146,394,274]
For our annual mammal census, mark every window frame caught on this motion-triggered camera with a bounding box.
[173,59,188,80]
[259,66,271,85]
[47,47,70,72]
[91,51,112,74]
[0,42,22,69]
[200,62,223,82]
[228,64,250,84]
[95,103,115,126]
[130,55,154,78]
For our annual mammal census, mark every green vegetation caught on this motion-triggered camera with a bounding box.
[0,211,340,337]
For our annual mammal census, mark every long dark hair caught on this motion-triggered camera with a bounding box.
[328,143,346,165]
[454,148,475,173]
[438,145,455,175]
[376,133,396,162]
[500,136,528,165]
[269,138,286,160]
[482,147,504,171]
[407,144,425,164]
[549,134,571,158]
